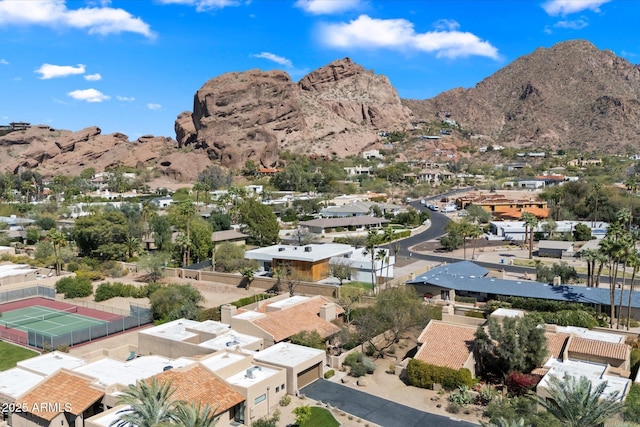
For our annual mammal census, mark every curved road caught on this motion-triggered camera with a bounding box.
[390,191,603,283]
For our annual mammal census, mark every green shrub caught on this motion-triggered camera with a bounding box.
[350,363,368,378]
[76,270,104,281]
[55,276,93,298]
[406,359,475,390]
[625,383,640,423]
[324,369,335,379]
[448,386,473,405]
[465,310,485,319]
[446,402,461,414]
[94,282,149,302]
[231,294,273,308]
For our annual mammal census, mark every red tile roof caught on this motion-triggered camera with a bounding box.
[18,371,104,421]
[251,297,342,342]
[414,321,476,370]
[545,332,570,359]
[568,336,629,362]
[153,364,244,414]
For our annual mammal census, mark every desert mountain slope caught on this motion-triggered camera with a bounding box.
[404,39,640,152]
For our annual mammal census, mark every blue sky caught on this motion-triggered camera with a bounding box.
[0,0,637,139]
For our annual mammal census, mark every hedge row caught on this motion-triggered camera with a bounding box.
[333,230,411,245]
[231,294,274,308]
[490,296,596,314]
[95,282,160,302]
[406,359,475,390]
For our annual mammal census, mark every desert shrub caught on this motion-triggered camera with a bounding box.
[343,352,376,377]
[506,372,540,396]
[448,385,473,405]
[279,395,291,407]
[324,369,335,379]
[197,307,221,321]
[290,330,325,349]
[406,359,475,390]
[446,402,461,414]
[476,385,499,406]
[55,276,93,298]
[75,270,105,281]
[66,261,80,272]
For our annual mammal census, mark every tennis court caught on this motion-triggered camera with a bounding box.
[0,305,107,337]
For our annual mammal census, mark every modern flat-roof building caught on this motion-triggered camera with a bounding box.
[253,342,325,394]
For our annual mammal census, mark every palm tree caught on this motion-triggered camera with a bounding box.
[521,212,538,259]
[48,230,67,276]
[591,182,602,227]
[175,402,219,427]
[626,251,640,330]
[111,378,181,427]
[366,229,380,294]
[581,249,597,287]
[175,233,192,267]
[376,249,389,289]
[469,223,483,260]
[125,236,142,259]
[535,374,622,427]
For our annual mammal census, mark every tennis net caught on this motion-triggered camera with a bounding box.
[1,307,78,329]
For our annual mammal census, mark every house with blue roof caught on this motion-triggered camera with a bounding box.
[407,261,640,320]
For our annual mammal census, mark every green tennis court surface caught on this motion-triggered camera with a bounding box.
[0,305,107,336]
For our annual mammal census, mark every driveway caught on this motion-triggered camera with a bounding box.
[301,380,477,427]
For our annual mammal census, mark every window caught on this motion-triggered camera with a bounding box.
[281,383,285,390]
[254,394,266,405]
[275,386,280,392]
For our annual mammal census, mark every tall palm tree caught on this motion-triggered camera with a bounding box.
[111,378,181,427]
[616,232,635,329]
[469,223,483,260]
[366,229,380,294]
[626,251,640,330]
[175,233,192,267]
[175,402,219,427]
[48,230,67,276]
[376,249,389,289]
[521,212,538,260]
[581,249,597,288]
[535,374,622,427]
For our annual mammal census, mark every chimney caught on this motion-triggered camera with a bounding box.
[553,275,562,286]
[319,303,337,321]
[221,304,237,324]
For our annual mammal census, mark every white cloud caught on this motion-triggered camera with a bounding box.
[117,95,135,101]
[36,63,86,79]
[554,19,589,29]
[432,19,460,31]
[156,0,240,12]
[67,88,110,102]
[252,52,293,68]
[542,0,611,16]
[0,0,155,38]
[147,103,162,110]
[84,73,102,81]
[295,0,362,15]
[0,58,8,65]
[320,15,499,60]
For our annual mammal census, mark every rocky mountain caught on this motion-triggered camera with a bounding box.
[4,41,640,181]
[175,58,414,169]
[404,40,640,152]
[0,126,212,180]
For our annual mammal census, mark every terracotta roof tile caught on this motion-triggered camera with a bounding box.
[545,332,570,359]
[568,336,629,361]
[153,365,244,414]
[252,297,341,342]
[18,371,104,421]
[414,321,476,370]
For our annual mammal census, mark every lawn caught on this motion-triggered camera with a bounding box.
[300,407,340,427]
[0,341,39,371]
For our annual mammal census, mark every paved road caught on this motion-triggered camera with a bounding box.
[301,380,477,427]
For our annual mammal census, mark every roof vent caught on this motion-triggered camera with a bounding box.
[304,246,312,252]
[278,247,286,252]
[163,365,173,371]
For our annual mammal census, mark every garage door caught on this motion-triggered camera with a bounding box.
[297,363,320,388]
